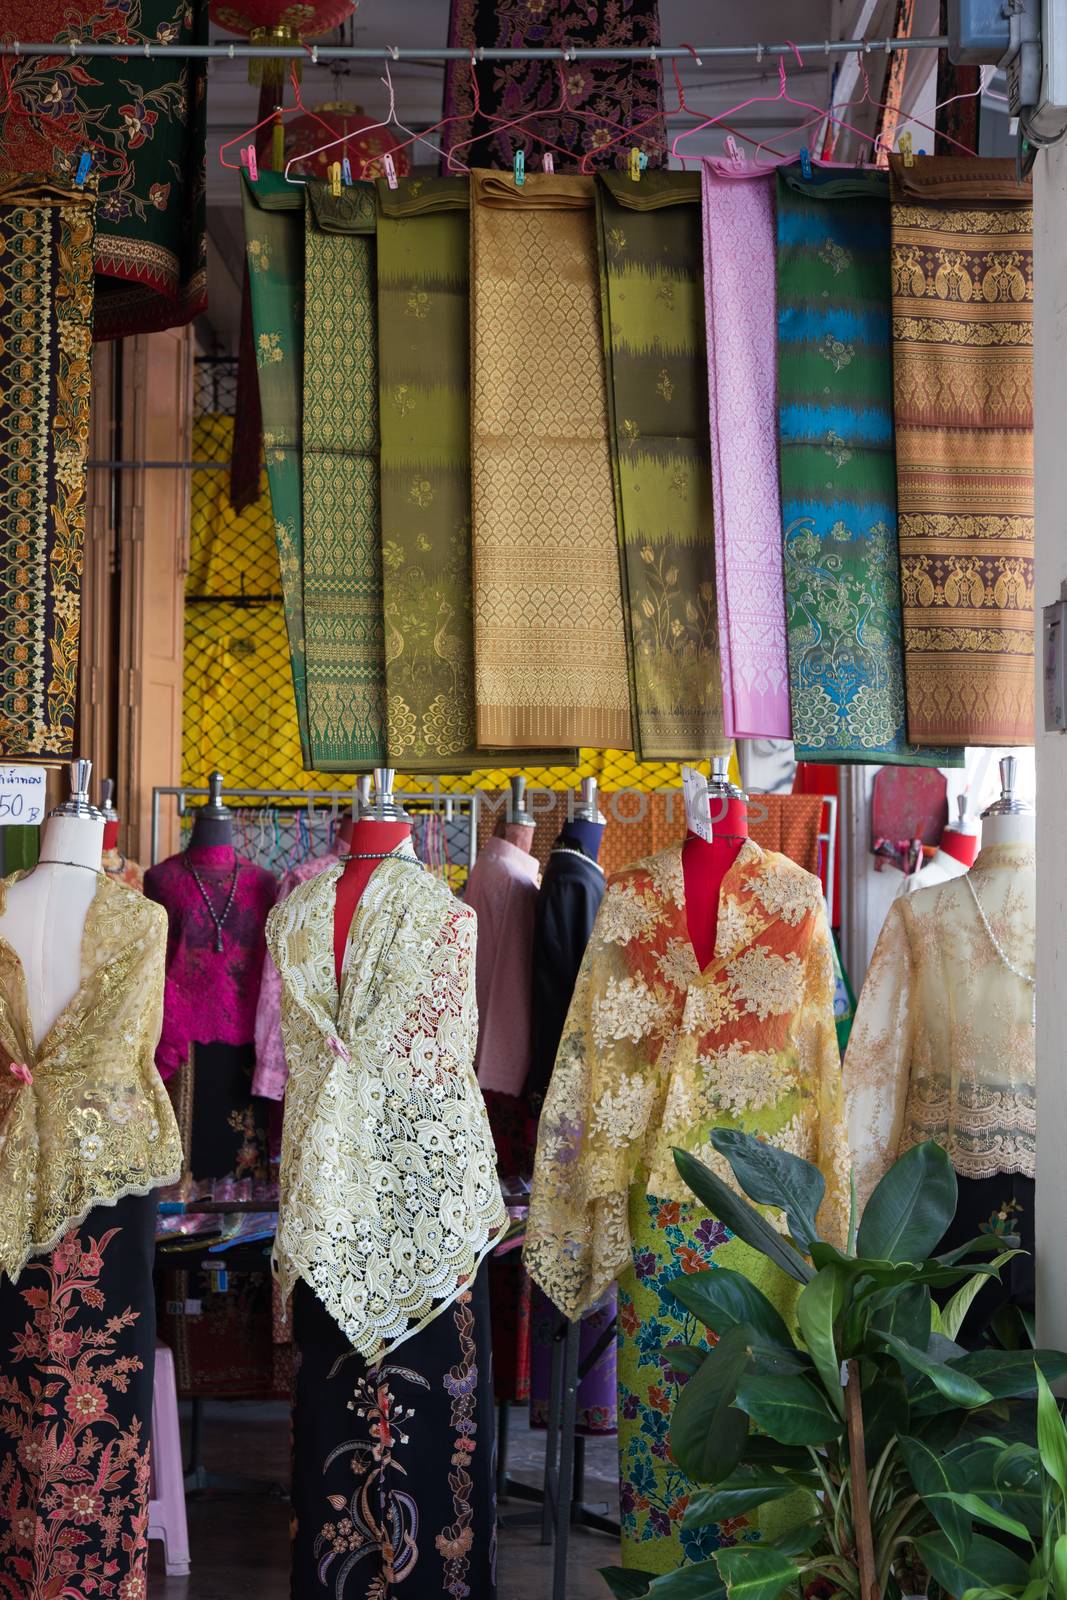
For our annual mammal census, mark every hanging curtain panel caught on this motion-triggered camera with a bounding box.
[241,172,309,766]
[595,171,725,763]
[470,170,631,751]
[776,168,960,768]
[302,182,386,770]
[0,177,94,762]
[701,164,791,741]
[890,156,1034,747]
[442,1,666,172]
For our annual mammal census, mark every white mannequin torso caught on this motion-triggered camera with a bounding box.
[980,811,1036,848]
[0,815,104,1046]
[900,847,972,896]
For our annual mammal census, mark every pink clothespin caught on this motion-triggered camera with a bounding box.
[246,145,258,181]
[723,135,745,168]
[383,152,399,190]
[543,152,554,173]
[8,1062,32,1086]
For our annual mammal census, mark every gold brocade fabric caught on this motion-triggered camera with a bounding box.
[524,839,848,1320]
[470,170,632,750]
[267,856,508,1360]
[0,874,183,1280]
[844,842,1035,1208]
[890,157,1034,746]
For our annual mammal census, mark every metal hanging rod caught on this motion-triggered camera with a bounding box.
[0,36,948,63]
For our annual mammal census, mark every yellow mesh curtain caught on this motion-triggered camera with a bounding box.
[184,363,741,800]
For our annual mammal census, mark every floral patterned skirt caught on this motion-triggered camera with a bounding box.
[0,1192,159,1600]
[291,1267,497,1598]
[618,1188,799,1575]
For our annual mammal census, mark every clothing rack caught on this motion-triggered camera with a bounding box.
[0,37,949,62]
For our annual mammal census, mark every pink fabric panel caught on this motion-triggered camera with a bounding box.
[463,837,539,1098]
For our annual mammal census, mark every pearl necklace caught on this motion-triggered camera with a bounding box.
[550,846,605,875]
[185,856,239,953]
[964,874,1036,1025]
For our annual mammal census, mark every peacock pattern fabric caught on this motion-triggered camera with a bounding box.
[701,163,791,741]
[470,169,632,750]
[889,157,1034,747]
[302,181,386,770]
[0,178,94,762]
[595,171,726,762]
[775,167,960,767]
[241,171,309,763]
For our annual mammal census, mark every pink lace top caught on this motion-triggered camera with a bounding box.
[143,845,278,1080]
[252,846,343,1101]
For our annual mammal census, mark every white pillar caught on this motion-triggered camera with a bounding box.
[1034,142,1067,1346]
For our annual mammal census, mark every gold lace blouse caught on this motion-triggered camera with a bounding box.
[267,858,508,1361]
[844,843,1035,1207]
[0,873,183,1280]
[524,839,848,1321]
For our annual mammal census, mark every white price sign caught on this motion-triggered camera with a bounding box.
[0,766,47,826]
[681,765,713,843]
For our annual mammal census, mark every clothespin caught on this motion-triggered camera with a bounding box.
[543,152,554,174]
[800,145,812,179]
[899,131,914,167]
[724,135,744,168]
[384,152,398,190]
[514,149,525,187]
[329,160,341,197]
[629,145,643,182]
[246,145,258,182]
[341,157,352,186]
[271,119,284,170]
[74,149,92,187]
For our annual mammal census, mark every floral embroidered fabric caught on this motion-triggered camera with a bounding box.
[844,842,1035,1207]
[524,838,848,1320]
[267,859,508,1361]
[0,873,182,1281]
[252,845,342,1102]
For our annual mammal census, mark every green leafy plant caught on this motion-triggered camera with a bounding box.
[601,1135,1067,1600]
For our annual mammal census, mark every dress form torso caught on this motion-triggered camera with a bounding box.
[0,816,104,1045]
[334,819,413,982]
[682,798,748,971]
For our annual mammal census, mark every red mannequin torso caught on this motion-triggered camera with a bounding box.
[682,797,749,972]
[103,819,120,851]
[937,827,979,869]
[333,819,413,983]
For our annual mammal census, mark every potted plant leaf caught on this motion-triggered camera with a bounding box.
[601,1134,1067,1600]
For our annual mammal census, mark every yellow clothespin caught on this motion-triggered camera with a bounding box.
[271,119,284,171]
[629,145,642,182]
[329,160,342,197]
[899,131,914,168]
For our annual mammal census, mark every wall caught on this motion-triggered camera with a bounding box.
[1034,141,1067,1347]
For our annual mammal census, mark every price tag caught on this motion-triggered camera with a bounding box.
[0,766,46,826]
[681,766,713,843]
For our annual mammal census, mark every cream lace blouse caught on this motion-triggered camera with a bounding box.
[267,857,508,1361]
[0,873,183,1280]
[844,843,1035,1207]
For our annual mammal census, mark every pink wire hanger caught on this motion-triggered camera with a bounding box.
[219,65,336,173]
[816,48,976,161]
[671,43,887,166]
[444,56,639,174]
[282,61,428,183]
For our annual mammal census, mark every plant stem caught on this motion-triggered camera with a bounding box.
[845,1357,880,1600]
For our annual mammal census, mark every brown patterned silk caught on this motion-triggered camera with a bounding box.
[890,157,1034,747]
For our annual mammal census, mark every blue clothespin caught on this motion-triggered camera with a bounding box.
[341,157,352,186]
[74,149,92,188]
[640,150,649,172]
[800,146,812,180]
[514,149,525,187]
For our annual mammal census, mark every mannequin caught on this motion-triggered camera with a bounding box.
[189,769,234,850]
[100,777,120,853]
[683,758,749,972]
[332,776,369,855]
[559,777,606,861]
[495,774,537,853]
[901,795,980,896]
[333,770,413,982]
[0,759,104,1042]
[978,758,1035,848]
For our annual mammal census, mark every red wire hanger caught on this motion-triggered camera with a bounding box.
[219,63,337,174]
[444,55,641,174]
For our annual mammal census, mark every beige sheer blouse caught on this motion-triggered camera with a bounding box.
[844,843,1035,1207]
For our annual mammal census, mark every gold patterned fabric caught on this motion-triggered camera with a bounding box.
[890,157,1034,746]
[0,874,183,1280]
[843,842,1035,1208]
[524,838,847,1319]
[267,855,507,1360]
[470,170,632,751]
[0,177,94,761]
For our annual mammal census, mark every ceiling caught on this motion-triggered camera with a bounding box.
[198,0,947,351]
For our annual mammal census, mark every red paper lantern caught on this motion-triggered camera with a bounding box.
[284,103,412,181]
[209,0,357,82]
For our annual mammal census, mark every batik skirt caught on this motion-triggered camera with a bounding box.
[618,1187,800,1574]
[0,1192,159,1600]
[291,1268,497,1598]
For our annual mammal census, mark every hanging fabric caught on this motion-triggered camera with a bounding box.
[890,156,1034,746]
[470,170,632,750]
[595,171,725,761]
[0,0,207,339]
[701,164,791,741]
[776,168,960,767]
[241,171,310,763]
[0,176,94,762]
[441,1,666,171]
[302,181,387,769]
